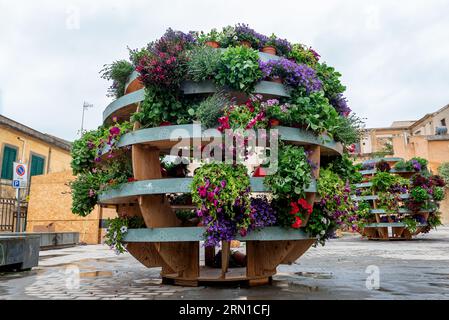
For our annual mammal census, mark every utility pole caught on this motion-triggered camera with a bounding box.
[80,101,93,136]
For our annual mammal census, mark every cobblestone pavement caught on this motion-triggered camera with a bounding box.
[1,227,449,300]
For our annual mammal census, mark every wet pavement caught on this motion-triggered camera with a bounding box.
[1,227,449,300]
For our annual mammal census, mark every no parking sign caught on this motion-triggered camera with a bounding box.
[12,162,28,189]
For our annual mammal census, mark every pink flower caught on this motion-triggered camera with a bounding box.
[109,126,120,136]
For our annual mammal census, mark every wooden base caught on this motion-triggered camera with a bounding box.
[363,226,424,240]
[162,266,274,287]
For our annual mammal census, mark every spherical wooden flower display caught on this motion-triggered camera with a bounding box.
[354,157,445,240]
[71,25,364,286]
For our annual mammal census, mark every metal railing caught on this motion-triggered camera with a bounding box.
[0,198,27,232]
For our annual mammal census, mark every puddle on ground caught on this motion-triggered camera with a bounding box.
[79,271,113,278]
[294,271,333,279]
[428,282,449,289]
[39,254,69,260]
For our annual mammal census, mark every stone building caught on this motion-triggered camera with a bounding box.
[0,114,72,198]
[358,104,449,172]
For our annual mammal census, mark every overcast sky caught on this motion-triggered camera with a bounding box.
[1,0,448,141]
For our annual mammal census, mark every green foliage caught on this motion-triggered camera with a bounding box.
[193,92,229,128]
[333,114,365,145]
[70,129,104,175]
[100,60,134,98]
[131,87,191,127]
[433,186,445,201]
[288,44,319,67]
[264,144,312,199]
[315,62,346,100]
[371,172,399,192]
[409,186,430,202]
[287,91,341,138]
[128,46,150,67]
[402,217,418,233]
[215,46,263,93]
[325,154,363,184]
[104,216,145,254]
[303,207,336,246]
[427,212,442,229]
[70,172,101,217]
[186,46,222,82]
[438,162,449,185]
[195,28,221,43]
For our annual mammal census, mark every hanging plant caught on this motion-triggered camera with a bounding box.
[104,216,145,254]
[191,163,252,247]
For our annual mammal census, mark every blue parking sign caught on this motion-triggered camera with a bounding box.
[13,180,20,188]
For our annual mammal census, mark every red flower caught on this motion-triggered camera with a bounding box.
[160,121,172,126]
[127,177,137,183]
[298,198,313,214]
[290,202,299,215]
[291,216,302,229]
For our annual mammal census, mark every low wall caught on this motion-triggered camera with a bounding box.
[440,189,449,225]
[26,170,117,244]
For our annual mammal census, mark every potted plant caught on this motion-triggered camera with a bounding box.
[261,34,277,55]
[234,23,260,48]
[198,28,221,48]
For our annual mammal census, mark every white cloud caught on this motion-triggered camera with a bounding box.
[0,0,448,140]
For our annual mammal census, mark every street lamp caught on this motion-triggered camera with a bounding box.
[80,101,94,135]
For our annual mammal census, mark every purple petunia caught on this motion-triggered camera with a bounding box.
[329,93,351,117]
[259,58,322,93]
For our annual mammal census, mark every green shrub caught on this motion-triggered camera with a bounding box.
[193,92,229,128]
[438,162,449,185]
[186,46,222,82]
[100,60,134,98]
[215,46,262,93]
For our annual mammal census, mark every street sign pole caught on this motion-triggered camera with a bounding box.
[16,188,21,232]
[12,162,28,233]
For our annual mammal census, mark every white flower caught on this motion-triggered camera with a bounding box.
[320,230,326,236]
[120,226,128,234]
[113,231,117,239]
[233,35,238,40]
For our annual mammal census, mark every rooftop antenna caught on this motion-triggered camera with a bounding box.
[80,101,94,135]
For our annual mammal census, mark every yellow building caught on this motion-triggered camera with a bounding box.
[358,104,449,172]
[0,114,72,197]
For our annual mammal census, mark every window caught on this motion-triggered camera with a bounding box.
[441,118,446,127]
[30,154,45,177]
[1,145,18,180]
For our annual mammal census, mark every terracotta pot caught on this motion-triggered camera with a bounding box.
[205,41,220,48]
[270,77,283,84]
[261,46,276,55]
[240,40,251,48]
[270,119,280,127]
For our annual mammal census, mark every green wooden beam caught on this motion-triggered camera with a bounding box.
[98,177,317,204]
[122,226,313,242]
[363,223,427,228]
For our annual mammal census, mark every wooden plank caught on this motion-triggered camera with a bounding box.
[221,241,230,278]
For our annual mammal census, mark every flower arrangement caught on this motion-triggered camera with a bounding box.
[233,23,261,48]
[137,28,195,91]
[70,121,133,216]
[394,157,428,172]
[195,28,221,47]
[249,196,277,230]
[288,43,320,66]
[376,160,391,172]
[191,163,252,246]
[259,58,322,93]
